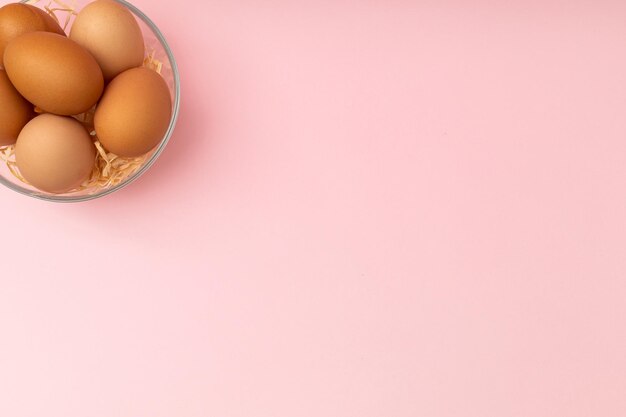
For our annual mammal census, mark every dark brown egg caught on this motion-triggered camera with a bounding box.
[0,3,64,67]
[4,32,104,116]
[0,68,33,146]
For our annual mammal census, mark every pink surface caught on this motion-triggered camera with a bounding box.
[2,0,626,416]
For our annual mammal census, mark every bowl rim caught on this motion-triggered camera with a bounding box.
[1,0,181,203]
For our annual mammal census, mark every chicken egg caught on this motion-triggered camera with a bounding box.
[70,0,145,81]
[4,31,104,116]
[0,68,33,146]
[0,3,65,67]
[16,114,95,194]
[95,67,171,158]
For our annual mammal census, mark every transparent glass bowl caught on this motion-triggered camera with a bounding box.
[0,0,180,202]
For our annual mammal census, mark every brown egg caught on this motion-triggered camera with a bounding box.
[0,68,33,146]
[16,114,95,194]
[70,0,145,81]
[0,3,65,66]
[95,67,171,157]
[25,5,66,35]
[4,32,104,116]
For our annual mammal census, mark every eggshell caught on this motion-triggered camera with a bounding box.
[4,32,104,116]
[70,0,145,81]
[25,5,66,35]
[0,3,64,67]
[0,68,33,146]
[95,67,171,157]
[15,114,95,194]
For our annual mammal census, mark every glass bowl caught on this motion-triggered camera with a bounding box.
[0,0,180,203]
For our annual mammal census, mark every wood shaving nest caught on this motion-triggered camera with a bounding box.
[0,145,28,185]
[81,142,148,192]
[4,3,165,195]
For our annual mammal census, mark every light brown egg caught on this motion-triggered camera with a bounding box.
[95,67,171,157]
[4,32,104,116]
[0,3,65,67]
[16,114,95,194]
[70,0,145,81]
[0,68,33,146]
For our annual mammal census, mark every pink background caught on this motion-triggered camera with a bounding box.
[2,0,626,415]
